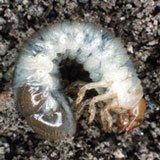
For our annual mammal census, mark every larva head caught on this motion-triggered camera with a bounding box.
[117,98,146,132]
[14,85,76,140]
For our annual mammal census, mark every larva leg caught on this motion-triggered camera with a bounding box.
[75,99,90,120]
[76,81,111,105]
[87,92,116,124]
[65,80,87,101]
[99,98,127,132]
[100,106,113,132]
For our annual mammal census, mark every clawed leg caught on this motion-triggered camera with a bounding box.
[99,99,120,132]
[87,92,116,124]
[65,80,87,99]
[76,81,112,105]
[75,99,90,120]
[75,80,115,130]
[100,106,113,132]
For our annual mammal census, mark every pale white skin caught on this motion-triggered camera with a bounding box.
[14,22,143,137]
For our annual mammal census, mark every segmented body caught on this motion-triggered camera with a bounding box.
[13,22,144,140]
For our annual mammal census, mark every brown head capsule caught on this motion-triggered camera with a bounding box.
[117,98,146,132]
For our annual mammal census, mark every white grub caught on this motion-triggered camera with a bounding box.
[13,22,145,140]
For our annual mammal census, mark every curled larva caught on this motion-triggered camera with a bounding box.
[13,22,146,140]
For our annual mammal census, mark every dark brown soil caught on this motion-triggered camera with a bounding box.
[0,0,160,160]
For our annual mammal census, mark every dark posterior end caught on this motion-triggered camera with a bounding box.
[26,103,77,141]
[15,84,77,140]
[15,84,46,117]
